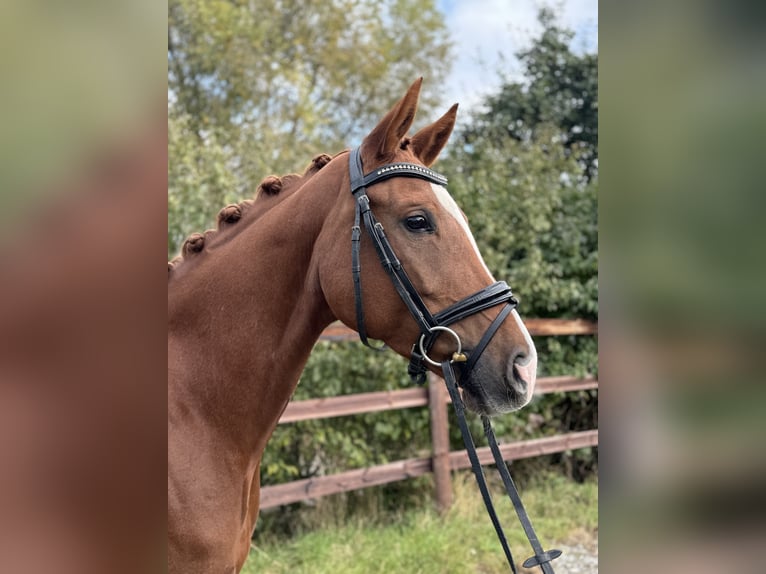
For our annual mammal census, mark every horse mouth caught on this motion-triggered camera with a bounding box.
[460,369,529,416]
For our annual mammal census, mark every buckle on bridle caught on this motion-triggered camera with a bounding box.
[356,193,371,213]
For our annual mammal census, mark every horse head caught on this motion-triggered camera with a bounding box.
[316,78,537,415]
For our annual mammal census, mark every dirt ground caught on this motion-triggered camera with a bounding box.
[519,530,598,574]
[545,543,598,573]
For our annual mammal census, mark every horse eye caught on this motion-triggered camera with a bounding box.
[405,215,432,233]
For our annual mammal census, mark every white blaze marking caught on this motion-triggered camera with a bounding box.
[511,308,537,359]
[429,183,494,280]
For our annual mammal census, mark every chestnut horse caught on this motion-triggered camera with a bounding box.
[168,79,538,573]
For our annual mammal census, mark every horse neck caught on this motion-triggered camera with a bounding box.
[168,162,345,457]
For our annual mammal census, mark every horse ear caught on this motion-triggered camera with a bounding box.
[362,77,423,161]
[410,103,458,167]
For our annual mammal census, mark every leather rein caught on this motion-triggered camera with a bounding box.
[348,147,561,573]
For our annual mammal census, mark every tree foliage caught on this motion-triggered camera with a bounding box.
[467,8,598,181]
[168,108,240,255]
[445,132,597,322]
[168,0,451,257]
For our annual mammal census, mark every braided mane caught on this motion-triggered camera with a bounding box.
[168,153,333,276]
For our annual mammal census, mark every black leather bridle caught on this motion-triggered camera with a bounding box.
[349,147,517,384]
[348,147,561,573]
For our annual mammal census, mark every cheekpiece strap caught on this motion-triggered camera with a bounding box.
[349,147,366,193]
[349,147,447,349]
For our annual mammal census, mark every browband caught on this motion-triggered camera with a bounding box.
[349,147,448,193]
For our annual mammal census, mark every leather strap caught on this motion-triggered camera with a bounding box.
[441,361,518,573]
[434,282,515,326]
[350,147,442,348]
[353,189,435,336]
[482,416,562,573]
[463,303,514,374]
[443,361,562,573]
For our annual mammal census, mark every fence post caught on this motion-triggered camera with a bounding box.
[428,372,452,513]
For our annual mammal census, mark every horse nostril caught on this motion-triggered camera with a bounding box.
[513,351,531,367]
[508,349,537,392]
[512,365,529,390]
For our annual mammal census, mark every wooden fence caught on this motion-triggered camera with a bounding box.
[260,319,598,511]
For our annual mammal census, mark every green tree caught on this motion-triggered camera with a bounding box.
[445,132,597,323]
[168,108,240,255]
[467,7,598,181]
[168,0,452,257]
[445,8,598,326]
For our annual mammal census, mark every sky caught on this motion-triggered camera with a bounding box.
[435,0,598,113]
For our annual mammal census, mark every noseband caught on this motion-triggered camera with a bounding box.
[348,147,561,573]
[349,147,517,384]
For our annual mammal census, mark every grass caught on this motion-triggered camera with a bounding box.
[243,471,597,573]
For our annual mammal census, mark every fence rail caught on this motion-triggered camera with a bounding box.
[278,375,598,424]
[260,430,598,509]
[261,319,598,510]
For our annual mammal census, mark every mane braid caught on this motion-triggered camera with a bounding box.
[168,153,332,276]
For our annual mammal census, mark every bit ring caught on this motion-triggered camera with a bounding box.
[418,326,463,367]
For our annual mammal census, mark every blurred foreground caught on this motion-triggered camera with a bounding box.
[601,1,766,572]
[0,2,166,573]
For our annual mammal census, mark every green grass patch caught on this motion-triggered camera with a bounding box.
[244,471,597,573]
